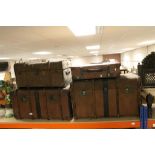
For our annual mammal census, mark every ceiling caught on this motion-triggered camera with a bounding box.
[0,26,155,60]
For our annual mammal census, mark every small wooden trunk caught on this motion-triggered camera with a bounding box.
[71,63,120,80]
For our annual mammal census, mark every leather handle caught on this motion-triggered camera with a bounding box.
[81,68,106,72]
[20,96,28,102]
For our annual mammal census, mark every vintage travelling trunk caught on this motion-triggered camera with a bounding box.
[14,60,72,88]
[71,63,120,80]
[117,73,141,117]
[70,79,118,119]
[11,89,40,119]
[11,86,73,120]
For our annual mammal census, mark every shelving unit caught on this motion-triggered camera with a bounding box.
[0,104,154,129]
[0,116,154,129]
[0,117,144,129]
[147,119,155,128]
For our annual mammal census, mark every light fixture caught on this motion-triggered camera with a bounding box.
[29,58,39,60]
[122,48,134,51]
[86,45,100,50]
[92,53,99,56]
[89,51,100,56]
[68,26,96,36]
[68,56,75,58]
[33,51,52,55]
[0,57,10,60]
[138,40,155,46]
[89,51,99,54]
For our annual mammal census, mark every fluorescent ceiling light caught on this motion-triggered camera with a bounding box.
[138,40,155,46]
[68,26,96,36]
[29,58,39,60]
[68,56,75,58]
[0,57,10,60]
[68,56,79,59]
[89,51,99,54]
[92,53,99,56]
[122,48,134,51]
[86,45,100,50]
[33,51,52,55]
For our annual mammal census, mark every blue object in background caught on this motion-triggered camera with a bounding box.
[140,106,144,129]
[143,106,148,129]
[140,105,148,129]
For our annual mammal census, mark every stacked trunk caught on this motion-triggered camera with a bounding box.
[11,87,72,120]
[71,63,141,119]
[12,61,73,120]
[12,60,141,120]
[71,63,120,80]
[14,61,72,88]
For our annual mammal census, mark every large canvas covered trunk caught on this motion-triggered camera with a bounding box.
[14,61,72,88]
[11,86,73,120]
[71,74,141,119]
[70,79,118,119]
[71,63,120,80]
[117,73,141,117]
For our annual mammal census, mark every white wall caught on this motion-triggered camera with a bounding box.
[121,44,155,70]
[71,55,103,67]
